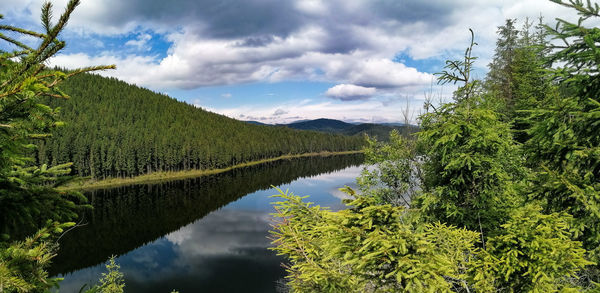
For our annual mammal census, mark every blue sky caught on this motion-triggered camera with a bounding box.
[1,0,577,124]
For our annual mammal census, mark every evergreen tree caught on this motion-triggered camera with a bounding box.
[525,0,600,269]
[419,30,524,234]
[0,0,114,290]
[486,18,520,115]
[270,18,594,291]
[485,17,552,134]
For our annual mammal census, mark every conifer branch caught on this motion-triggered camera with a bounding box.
[41,2,53,34]
[0,33,34,51]
[66,65,117,77]
[0,25,46,39]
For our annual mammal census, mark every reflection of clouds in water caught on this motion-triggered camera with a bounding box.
[166,209,272,257]
[328,180,364,207]
[130,249,160,269]
[57,264,105,293]
[329,185,354,200]
[302,181,317,187]
[165,224,193,245]
[121,208,281,290]
[57,160,365,292]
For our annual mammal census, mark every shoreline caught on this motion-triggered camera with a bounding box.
[59,150,363,191]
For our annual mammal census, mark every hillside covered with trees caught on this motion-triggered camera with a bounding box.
[34,74,365,179]
[281,118,418,140]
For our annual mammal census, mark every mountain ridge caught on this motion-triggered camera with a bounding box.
[243,118,418,140]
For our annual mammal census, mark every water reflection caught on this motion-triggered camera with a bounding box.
[52,154,363,292]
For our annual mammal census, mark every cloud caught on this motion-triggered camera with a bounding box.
[325,84,376,101]
[221,93,232,98]
[50,28,434,92]
[213,96,429,124]
[24,0,584,99]
[21,0,304,37]
[125,33,152,50]
[272,108,288,116]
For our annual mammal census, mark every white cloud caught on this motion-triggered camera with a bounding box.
[125,33,152,50]
[212,96,429,124]
[47,52,158,85]
[221,93,232,98]
[49,26,434,92]
[325,84,376,101]
[29,0,587,101]
[272,108,288,116]
[294,0,328,16]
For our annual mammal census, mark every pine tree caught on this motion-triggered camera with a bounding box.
[486,19,519,115]
[525,0,600,272]
[420,30,524,234]
[0,0,113,290]
[270,22,593,292]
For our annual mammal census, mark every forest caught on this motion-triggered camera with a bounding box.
[34,73,364,179]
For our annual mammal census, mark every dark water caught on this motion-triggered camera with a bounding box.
[51,154,364,293]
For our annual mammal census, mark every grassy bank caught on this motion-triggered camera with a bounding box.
[60,150,363,191]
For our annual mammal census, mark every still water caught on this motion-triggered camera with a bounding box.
[51,154,364,292]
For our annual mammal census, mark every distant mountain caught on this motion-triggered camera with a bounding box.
[343,123,418,140]
[288,119,311,124]
[378,122,407,127]
[281,118,418,140]
[244,120,268,125]
[284,118,354,133]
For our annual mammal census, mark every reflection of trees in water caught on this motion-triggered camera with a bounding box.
[50,154,363,275]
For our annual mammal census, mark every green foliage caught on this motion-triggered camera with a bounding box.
[270,188,482,292]
[0,1,113,185]
[0,0,112,237]
[0,0,113,292]
[78,257,125,293]
[486,18,520,114]
[417,101,524,234]
[483,17,552,144]
[525,0,600,264]
[436,29,481,102]
[419,31,525,234]
[270,189,593,292]
[0,221,74,293]
[97,257,125,293]
[486,204,592,292]
[270,2,600,291]
[357,130,419,206]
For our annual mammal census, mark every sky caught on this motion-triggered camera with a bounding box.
[0,0,581,124]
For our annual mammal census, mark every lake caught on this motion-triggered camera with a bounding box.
[51,154,364,292]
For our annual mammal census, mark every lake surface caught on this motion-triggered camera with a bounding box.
[51,154,364,293]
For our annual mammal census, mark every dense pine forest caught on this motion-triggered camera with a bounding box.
[34,74,365,179]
